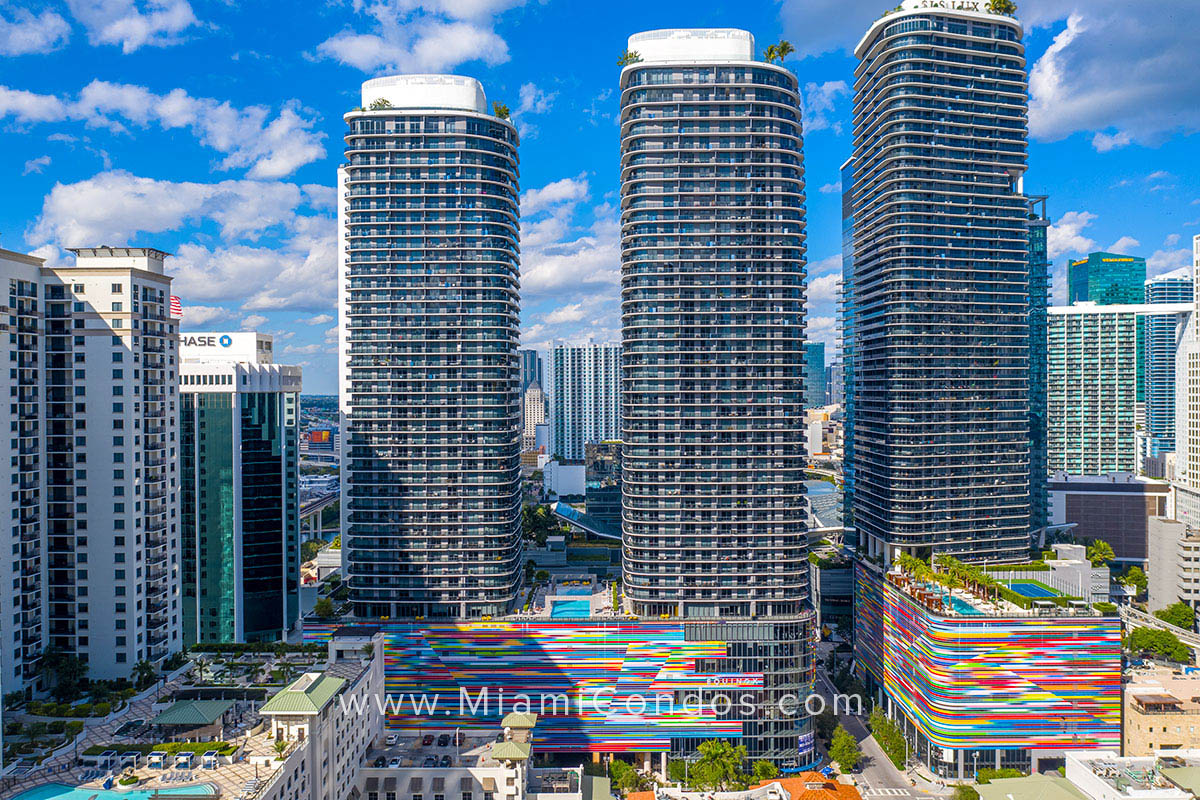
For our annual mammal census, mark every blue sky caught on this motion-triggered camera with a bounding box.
[2,0,1198,394]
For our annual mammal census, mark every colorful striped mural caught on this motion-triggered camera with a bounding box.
[853,566,1122,751]
[305,620,767,752]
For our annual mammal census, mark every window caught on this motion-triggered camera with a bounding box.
[112,302,123,312]
[73,283,84,293]
[112,283,123,293]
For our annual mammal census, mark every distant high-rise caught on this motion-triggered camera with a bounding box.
[519,348,543,393]
[522,383,546,451]
[1027,196,1051,533]
[1143,269,1194,466]
[180,332,302,645]
[1048,302,1190,475]
[338,74,522,619]
[1068,252,1146,305]
[803,342,826,408]
[620,27,813,764]
[847,0,1031,563]
[548,342,620,461]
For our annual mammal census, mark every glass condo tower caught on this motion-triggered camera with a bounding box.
[338,75,523,618]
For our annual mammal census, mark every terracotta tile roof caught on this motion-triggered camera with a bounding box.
[755,775,864,800]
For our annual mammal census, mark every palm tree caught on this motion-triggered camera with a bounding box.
[131,660,157,690]
[764,44,778,63]
[775,40,795,61]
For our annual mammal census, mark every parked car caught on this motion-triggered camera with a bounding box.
[437,734,450,747]
[422,734,434,747]
[387,758,402,769]
[422,757,437,768]
[384,734,398,746]
[373,757,386,768]
[439,755,452,768]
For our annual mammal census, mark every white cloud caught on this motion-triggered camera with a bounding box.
[30,170,304,246]
[22,155,50,175]
[1091,131,1131,152]
[65,0,198,53]
[808,254,840,275]
[803,81,849,133]
[178,305,231,327]
[1027,1,1200,147]
[805,315,839,355]
[301,313,334,325]
[1166,233,1181,247]
[1047,210,1098,258]
[284,343,325,355]
[0,80,325,178]
[317,1,523,73]
[522,175,588,217]
[543,302,586,324]
[806,273,840,305]
[818,181,841,194]
[0,8,70,55]
[29,170,336,312]
[1106,236,1140,254]
[240,313,268,331]
[517,82,556,115]
[1148,248,1191,277]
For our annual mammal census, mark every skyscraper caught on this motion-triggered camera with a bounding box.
[1068,252,1146,305]
[518,348,543,393]
[1027,196,1051,532]
[1047,302,1190,475]
[1143,269,1194,466]
[47,247,181,679]
[847,0,1031,563]
[548,342,620,460]
[521,382,546,452]
[803,342,826,409]
[180,332,302,645]
[338,74,523,619]
[620,27,813,763]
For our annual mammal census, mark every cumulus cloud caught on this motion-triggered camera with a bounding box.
[1028,1,1200,147]
[1047,210,1098,258]
[65,0,199,53]
[1106,236,1140,254]
[543,303,586,324]
[0,8,70,55]
[806,272,841,305]
[1148,247,1192,277]
[179,305,232,327]
[29,170,336,312]
[240,313,268,331]
[517,82,556,115]
[317,0,523,73]
[818,181,841,194]
[301,313,334,325]
[522,175,588,217]
[806,316,839,355]
[22,155,50,175]
[777,0,881,57]
[0,80,325,178]
[803,81,849,133]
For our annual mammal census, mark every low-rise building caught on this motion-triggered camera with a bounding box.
[1049,473,1171,562]
[1125,668,1200,755]
[1148,518,1200,614]
[978,751,1200,800]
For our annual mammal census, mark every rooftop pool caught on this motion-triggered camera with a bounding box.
[10,783,217,800]
[550,599,591,617]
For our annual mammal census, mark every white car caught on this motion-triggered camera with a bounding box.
[384,734,398,746]
[387,758,402,769]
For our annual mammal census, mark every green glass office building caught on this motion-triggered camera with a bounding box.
[180,334,302,644]
[1068,252,1146,305]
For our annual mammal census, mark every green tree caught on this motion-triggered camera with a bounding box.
[977,768,1025,784]
[313,597,335,618]
[764,40,794,63]
[691,740,748,790]
[1127,627,1190,663]
[752,760,779,781]
[131,659,157,690]
[493,102,510,120]
[986,0,1017,15]
[39,648,88,702]
[368,98,393,110]
[608,759,647,793]
[814,706,837,743]
[1155,602,1196,631]
[1120,566,1148,597]
[830,725,862,771]
[616,49,642,67]
[868,707,907,769]
[1086,539,1115,567]
[301,538,325,562]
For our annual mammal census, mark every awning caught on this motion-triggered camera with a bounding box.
[383,778,397,793]
[364,778,380,793]
[482,779,496,792]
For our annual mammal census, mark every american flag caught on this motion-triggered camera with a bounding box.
[169,295,183,318]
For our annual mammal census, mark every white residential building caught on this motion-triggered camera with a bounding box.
[41,247,183,680]
[522,383,546,452]
[548,342,620,461]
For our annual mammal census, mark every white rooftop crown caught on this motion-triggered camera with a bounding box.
[360,74,487,113]
[627,28,755,64]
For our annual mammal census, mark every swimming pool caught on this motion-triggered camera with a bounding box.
[557,587,592,596]
[550,599,591,617]
[11,783,217,800]
[949,595,983,616]
[1007,580,1059,598]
